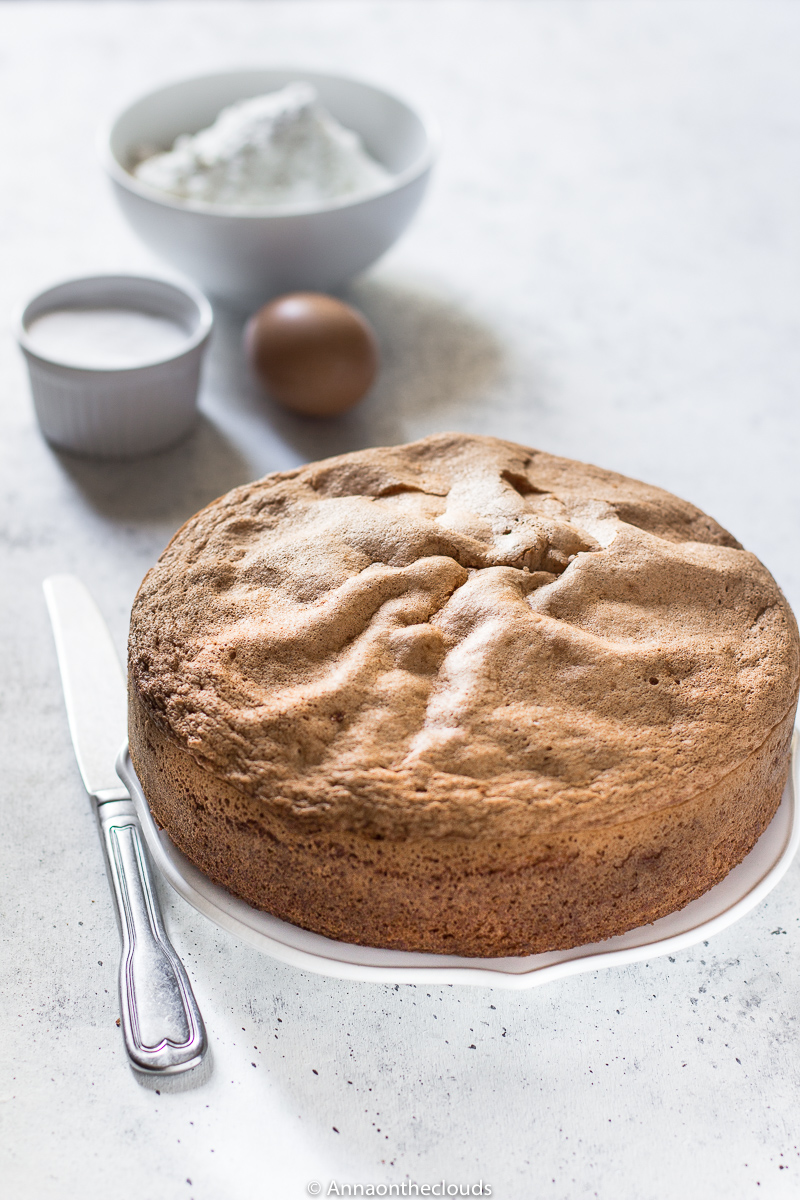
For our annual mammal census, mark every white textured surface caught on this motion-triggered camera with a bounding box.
[2,3,800,1199]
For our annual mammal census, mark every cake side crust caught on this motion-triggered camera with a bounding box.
[129,686,795,957]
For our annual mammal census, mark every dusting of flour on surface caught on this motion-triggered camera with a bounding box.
[133,82,393,209]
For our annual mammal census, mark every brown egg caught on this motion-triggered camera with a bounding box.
[244,292,379,417]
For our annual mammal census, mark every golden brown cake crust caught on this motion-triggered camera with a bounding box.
[128,434,799,955]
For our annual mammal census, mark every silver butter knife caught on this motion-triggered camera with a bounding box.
[43,574,207,1075]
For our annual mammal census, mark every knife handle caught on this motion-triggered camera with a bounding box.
[96,798,207,1074]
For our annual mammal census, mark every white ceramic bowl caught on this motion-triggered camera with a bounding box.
[102,69,436,309]
[17,274,212,459]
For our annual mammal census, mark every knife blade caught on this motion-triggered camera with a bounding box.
[43,574,207,1075]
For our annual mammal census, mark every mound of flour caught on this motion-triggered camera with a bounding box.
[134,82,393,209]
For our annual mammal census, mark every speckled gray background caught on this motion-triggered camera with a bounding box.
[2,3,799,1198]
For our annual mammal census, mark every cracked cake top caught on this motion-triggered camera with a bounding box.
[128,434,799,837]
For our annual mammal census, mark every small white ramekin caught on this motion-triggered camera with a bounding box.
[17,274,213,459]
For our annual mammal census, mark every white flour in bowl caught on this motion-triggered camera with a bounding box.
[133,82,393,210]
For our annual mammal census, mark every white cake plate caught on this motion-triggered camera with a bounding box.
[117,734,798,989]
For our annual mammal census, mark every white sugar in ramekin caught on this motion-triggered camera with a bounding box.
[17,274,213,459]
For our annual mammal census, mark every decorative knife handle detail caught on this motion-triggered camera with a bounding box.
[97,799,207,1073]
